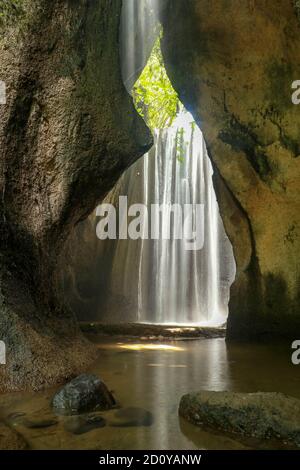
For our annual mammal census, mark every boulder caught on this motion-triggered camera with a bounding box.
[179,391,300,447]
[52,374,116,415]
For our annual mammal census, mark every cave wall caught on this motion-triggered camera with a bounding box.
[0,0,151,391]
[61,180,139,325]
[160,0,300,339]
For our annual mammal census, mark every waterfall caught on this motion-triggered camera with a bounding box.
[103,0,236,325]
[120,0,160,94]
[104,111,235,325]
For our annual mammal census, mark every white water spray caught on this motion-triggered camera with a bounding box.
[105,111,235,325]
[81,0,236,326]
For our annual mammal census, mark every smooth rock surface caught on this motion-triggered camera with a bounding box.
[52,374,116,415]
[109,407,154,427]
[179,391,300,447]
[64,414,106,435]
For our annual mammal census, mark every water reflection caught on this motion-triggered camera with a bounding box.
[0,338,298,450]
[225,341,300,399]
[96,338,230,449]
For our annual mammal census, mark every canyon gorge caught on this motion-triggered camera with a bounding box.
[0,0,299,401]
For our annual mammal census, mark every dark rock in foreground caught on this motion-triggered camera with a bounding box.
[64,414,106,435]
[22,418,58,429]
[109,407,154,427]
[179,391,300,447]
[52,374,115,415]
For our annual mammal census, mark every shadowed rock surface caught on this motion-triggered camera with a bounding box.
[160,0,300,339]
[52,374,116,416]
[109,407,154,427]
[0,0,151,391]
[64,414,106,435]
[179,391,300,448]
[80,322,226,340]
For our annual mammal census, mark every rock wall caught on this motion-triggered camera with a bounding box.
[61,181,138,325]
[0,0,151,391]
[160,0,300,339]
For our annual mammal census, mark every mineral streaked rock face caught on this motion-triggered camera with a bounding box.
[52,374,116,416]
[179,391,300,448]
[160,0,300,339]
[0,0,152,391]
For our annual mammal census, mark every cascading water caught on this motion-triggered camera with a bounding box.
[120,0,160,94]
[64,0,236,326]
[95,0,235,326]
[102,111,235,326]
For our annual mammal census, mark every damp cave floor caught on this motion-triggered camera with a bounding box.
[80,322,226,341]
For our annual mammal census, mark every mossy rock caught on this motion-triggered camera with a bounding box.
[179,391,300,448]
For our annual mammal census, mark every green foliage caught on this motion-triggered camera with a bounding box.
[133,34,180,130]
[175,122,196,163]
[175,128,186,163]
[0,0,24,27]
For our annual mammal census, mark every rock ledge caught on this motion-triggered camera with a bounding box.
[179,391,300,447]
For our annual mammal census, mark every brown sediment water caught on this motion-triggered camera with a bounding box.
[0,337,299,450]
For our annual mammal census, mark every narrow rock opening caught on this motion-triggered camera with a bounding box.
[63,1,235,330]
[109,0,236,326]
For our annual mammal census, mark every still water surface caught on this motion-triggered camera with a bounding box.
[0,338,299,450]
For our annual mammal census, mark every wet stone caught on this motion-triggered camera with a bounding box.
[179,391,300,448]
[6,412,26,422]
[52,374,116,415]
[109,407,154,427]
[64,414,106,435]
[22,419,58,429]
